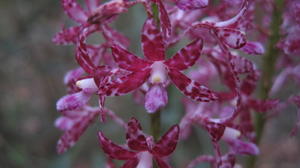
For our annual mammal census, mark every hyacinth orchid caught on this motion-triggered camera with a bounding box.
[52,0,300,167]
[110,17,218,113]
[98,118,179,168]
[53,0,135,45]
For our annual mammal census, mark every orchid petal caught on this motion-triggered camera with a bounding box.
[56,91,92,112]
[156,0,171,38]
[145,85,168,113]
[168,69,218,102]
[141,18,165,61]
[215,28,246,49]
[53,26,81,45]
[226,139,260,155]
[55,116,75,131]
[165,39,203,70]
[111,44,151,71]
[106,69,151,96]
[151,125,179,157]
[57,110,98,154]
[98,132,137,160]
[126,118,148,151]
[241,41,265,55]
[62,0,88,23]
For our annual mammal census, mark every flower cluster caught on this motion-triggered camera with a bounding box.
[53,0,300,167]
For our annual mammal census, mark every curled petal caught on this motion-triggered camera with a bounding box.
[156,0,171,38]
[88,0,127,24]
[168,69,218,102]
[215,28,246,49]
[62,0,88,23]
[126,118,148,151]
[98,132,137,160]
[151,125,179,157]
[226,139,260,155]
[141,18,165,61]
[145,85,168,113]
[165,39,203,70]
[241,41,265,55]
[57,110,98,154]
[176,0,208,10]
[56,91,92,112]
[111,44,151,71]
[52,26,81,45]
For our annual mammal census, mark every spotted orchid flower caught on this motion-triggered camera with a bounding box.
[192,0,249,50]
[53,0,133,45]
[98,118,179,168]
[110,17,218,113]
[55,106,126,154]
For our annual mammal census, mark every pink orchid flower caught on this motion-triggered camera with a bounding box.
[98,118,179,168]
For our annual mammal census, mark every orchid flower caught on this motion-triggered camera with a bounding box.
[98,118,179,168]
[110,17,218,113]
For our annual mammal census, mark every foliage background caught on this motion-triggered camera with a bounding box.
[0,0,299,167]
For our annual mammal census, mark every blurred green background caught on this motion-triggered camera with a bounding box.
[0,0,299,168]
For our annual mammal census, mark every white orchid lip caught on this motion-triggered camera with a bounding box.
[221,127,241,140]
[76,78,98,90]
[150,61,167,84]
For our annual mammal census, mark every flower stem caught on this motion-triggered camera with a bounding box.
[246,0,284,167]
[150,111,161,141]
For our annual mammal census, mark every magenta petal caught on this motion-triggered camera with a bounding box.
[241,41,265,55]
[55,116,75,131]
[98,132,137,160]
[156,0,171,38]
[76,38,97,74]
[57,110,98,154]
[52,26,81,45]
[62,0,88,23]
[215,28,246,49]
[126,118,148,151]
[176,0,208,10]
[204,121,226,142]
[107,69,151,96]
[168,69,218,102]
[226,139,260,155]
[165,39,203,70]
[111,44,151,71]
[151,125,179,157]
[121,158,139,168]
[63,68,84,85]
[141,18,165,61]
[145,85,168,113]
[155,157,171,168]
[56,91,92,112]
